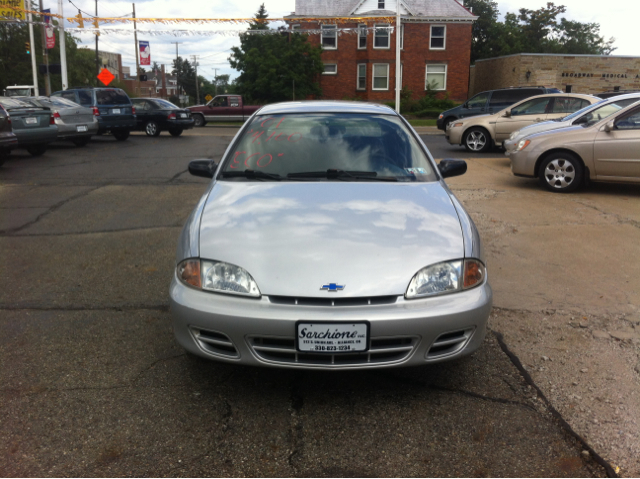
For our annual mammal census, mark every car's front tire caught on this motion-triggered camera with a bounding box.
[145,121,161,137]
[112,130,130,141]
[26,145,47,156]
[463,127,491,153]
[193,114,206,127]
[169,128,183,137]
[538,153,583,193]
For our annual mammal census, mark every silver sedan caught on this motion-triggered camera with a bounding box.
[170,101,492,369]
[26,96,98,147]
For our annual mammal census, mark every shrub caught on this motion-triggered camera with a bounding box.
[414,108,443,119]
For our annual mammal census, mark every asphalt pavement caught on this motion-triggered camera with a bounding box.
[0,129,626,477]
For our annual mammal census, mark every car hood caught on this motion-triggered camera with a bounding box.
[199,181,464,297]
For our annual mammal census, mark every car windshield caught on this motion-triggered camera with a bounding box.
[96,89,130,105]
[154,99,178,109]
[578,98,640,127]
[220,113,437,182]
[5,88,31,97]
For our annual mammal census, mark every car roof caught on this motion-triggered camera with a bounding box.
[600,92,640,101]
[257,101,398,116]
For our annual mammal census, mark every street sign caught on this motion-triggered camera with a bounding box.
[205,94,212,102]
[97,68,115,86]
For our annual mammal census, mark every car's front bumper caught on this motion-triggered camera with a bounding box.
[445,127,463,146]
[509,148,540,177]
[170,275,493,370]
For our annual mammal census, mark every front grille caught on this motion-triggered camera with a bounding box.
[190,327,239,359]
[426,328,474,359]
[268,295,398,307]
[248,335,417,367]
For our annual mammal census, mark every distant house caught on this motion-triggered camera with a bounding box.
[285,0,476,101]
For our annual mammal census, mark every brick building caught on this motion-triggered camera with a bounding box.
[285,0,476,102]
[469,53,640,96]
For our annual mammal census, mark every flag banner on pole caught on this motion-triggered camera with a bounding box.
[139,40,150,65]
[43,8,55,48]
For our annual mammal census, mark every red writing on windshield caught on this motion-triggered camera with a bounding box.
[231,151,285,169]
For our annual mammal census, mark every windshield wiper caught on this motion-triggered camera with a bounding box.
[220,169,284,181]
[287,169,398,182]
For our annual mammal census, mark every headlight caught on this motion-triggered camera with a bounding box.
[405,259,485,299]
[509,130,519,140]
[177,259,261,297]
[515,139,531,152]
[452,122,464,128]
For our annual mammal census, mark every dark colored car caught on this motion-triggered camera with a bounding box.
[596,90,640,99]
[0,103,19,165]
[436,87,563,130]
[131,98,194,137]
[51,87,136,141]
[0,97,57,157]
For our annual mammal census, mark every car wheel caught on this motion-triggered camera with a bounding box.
[169,129,183,137]
[193,114,206,127]
[538,153,583,193]
[463,127,491,153]
[112,130,130,141]
[72,137,91,147]
[26,145,47,156]
[145,121,161,137]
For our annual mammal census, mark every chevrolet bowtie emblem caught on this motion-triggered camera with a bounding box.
[320,283,345,292]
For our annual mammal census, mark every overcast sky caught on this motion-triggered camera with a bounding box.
[61,0,639,82]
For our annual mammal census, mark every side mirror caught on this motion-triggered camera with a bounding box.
[188,159,215,178]
[603,120,615,133]
[462,103,469,109]
[438,159,467,179]
[503,110,512,118]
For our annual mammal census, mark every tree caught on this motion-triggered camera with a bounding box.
[463,0,616,63]
[229,4,323,103]
[213,74,230,95]
[171,56,196,100]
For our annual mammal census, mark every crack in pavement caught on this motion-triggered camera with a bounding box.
[569,198,640,231]
[0,303,170,312]
[288,372,304,474]
[0,185,105,235]
[2,224,183,238]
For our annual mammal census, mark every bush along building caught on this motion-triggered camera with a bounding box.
[285,0,476,103]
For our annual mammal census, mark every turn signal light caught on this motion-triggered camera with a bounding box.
[463,259,485,289]
[177,259,201,288]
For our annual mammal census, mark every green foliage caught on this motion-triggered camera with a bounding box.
[228,4,323,104]
[172,56,197,101]
[464,0,616,63]
[414,108,443,119]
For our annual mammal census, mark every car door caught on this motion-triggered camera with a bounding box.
[131,100,149,128]
[494,97,552,142]
[592,105,640,179]
[204,96,230,121]
[460,92,490,119]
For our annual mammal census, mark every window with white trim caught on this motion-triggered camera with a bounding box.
[321,25,337,49]
[373,63,389,90]
[323,63,338,75]
[358,24,367,49]
[425,64,447,90]
[378,0,385,8]
[374,24,390,49]
[357,64,366,90]
[430,25,446,50]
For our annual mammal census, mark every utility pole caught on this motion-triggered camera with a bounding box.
[171,41,182,99]
[58,0,68,89]
[191,55,199,105]
[395,1,401,114]
[133,3,140,95]
[27,9,39,95]
[39,0,51,95]
[212,67,218,94]
[95,0,99,86]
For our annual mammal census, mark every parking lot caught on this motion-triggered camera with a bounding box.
[1,127,638,477]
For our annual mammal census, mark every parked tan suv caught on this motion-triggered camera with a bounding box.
[509,101,640,192]
[445,94,599,153]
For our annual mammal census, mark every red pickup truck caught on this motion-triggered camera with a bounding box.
[187,95,261,127]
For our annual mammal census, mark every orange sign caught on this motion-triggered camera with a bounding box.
[97,68,115,86]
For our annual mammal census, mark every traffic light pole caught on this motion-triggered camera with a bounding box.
[133,3,140,95]
[39,0,51,95]
[27,10,39,95]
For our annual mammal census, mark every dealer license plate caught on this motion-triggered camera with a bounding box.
[25,117,37,124]
[111,108,121,114]
[296,321,369,353]
[77,125,88,132]
[180,113,187,118]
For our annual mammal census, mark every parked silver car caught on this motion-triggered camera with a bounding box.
[20,96,98,147]
[509,101,640,192]
[504,93,640,155]
[170,101,492,369]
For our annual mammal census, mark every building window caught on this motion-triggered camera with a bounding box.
[323,63,338,75]
[357,64,366,90]
[358,24,367,49]
[374,24,390,49]
[291,24,301,32]
[565,85,572,93]
[400,24,404,49]
[321,25,337,49]
[373,63,389,90]
[425,64,447,90]
[430,25,446,50]
[378,0,385,8]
